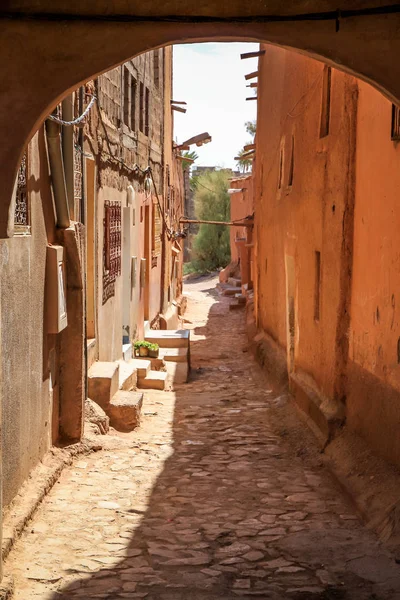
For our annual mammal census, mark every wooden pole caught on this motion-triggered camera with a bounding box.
[180,218,253,227]
[245,71,259,80]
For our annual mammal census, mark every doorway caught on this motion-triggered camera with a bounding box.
[144,204,151,321]
[122,206,131,344]
[85,156,97,369]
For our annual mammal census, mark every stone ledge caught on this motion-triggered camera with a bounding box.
[2,440,102,563]
[249,328,288,389]
[290,371,345,446]
[0,576,14,600]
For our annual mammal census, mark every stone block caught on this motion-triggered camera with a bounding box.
[85,398,110,434]
[108,390,143,432]
[88,361,119,410]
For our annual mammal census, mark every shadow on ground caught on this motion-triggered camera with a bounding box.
[15,278,400,599]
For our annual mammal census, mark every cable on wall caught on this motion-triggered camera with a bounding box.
[47,94,96,126]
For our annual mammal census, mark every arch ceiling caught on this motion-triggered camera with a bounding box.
[0,0,399,235]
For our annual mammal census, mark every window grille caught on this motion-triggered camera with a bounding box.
[123,67,130,127]
[130,76,137,131]
[166,164,171,211]
[152,203,162,257]
[391,104,400,140]
[14,152,29,228]
[154,50,160,88]
[139,82,144,133]
[74,142,83,212]
[102,201,121,304]
[145,87,150,137]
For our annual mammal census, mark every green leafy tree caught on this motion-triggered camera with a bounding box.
[245,119,256,139]
[190,170,231,272]
[181,150,199,171]
[235,120,256,173]
[236,147,253,173]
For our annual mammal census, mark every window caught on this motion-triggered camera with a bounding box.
[130,76,137,131]
[288,135,295,187]
[14,151,30,231]
[152,202,162,257]
[123,67,130,127]
[391,104,400,141]
[103,201,121,304]
[314,251,321,321]
[320,66,332,138]
[154,50,160,88]
[278,141,284,190]
[139,82,144,133]
[165,164,171,212]
[145,87,150,137]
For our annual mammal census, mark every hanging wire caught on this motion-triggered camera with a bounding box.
[48,94,97,126]
[3,6,400,24]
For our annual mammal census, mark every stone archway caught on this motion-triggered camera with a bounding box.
[1,1,400,235]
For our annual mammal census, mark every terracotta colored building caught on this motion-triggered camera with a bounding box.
[229,175,254,287]
[1,47,184,512]
[253,43,400,468]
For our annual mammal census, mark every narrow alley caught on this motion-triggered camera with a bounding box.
[5,275,400,600]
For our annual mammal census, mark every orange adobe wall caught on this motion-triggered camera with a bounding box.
[346,81,400,465]
[253,44,358,408]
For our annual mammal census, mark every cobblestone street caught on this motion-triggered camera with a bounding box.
[6,275,400,599]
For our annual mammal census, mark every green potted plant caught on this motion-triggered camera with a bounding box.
[148,342,159,358]
[134,340,149,357]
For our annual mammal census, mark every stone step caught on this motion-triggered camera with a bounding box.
[87,338,97,370]
[137,370,168,391]
[88,361,119,411]
[122,343,132,362]
[165,361,189,385]
[228,277,242,287]
[229,300,245,311]
[117,360,137,391]
[159,347,188,363]
[133,355,164,369]
[145,329,190,348]
[234,293,246,304]
[108,390,143,432]
[130,358,151,379]
[222,287,241,297]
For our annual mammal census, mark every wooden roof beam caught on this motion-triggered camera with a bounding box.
[241,50,266,60]
[244,71,259,81]
[172,105,187,113]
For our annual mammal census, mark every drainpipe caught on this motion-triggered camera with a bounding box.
[61,95,75,219]
[45,117,71,229]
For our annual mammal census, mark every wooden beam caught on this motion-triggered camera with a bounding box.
[241,50,266,60]
[244,143,256,151]
[246,97,258,101]
[246,82,258,88]
[176,154,195,163]
[180,218,253,227]
[245,71,259,81]
[170,100,187,105]
[172,105,187,113]
[234,150,255,160]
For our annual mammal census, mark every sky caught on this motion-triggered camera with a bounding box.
[173,42,259,170]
